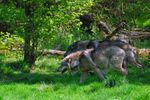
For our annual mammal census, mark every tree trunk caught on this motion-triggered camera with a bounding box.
[23,33,36,67]
[23,21,37,68]
[23,2,37,68]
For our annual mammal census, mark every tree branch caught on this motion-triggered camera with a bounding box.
[40,49,65,56]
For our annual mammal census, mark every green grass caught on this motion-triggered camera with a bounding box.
[0,55,150,100]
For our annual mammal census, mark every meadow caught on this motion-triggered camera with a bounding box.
[0,53,150,100]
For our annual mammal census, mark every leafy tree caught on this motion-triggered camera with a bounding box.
[91,0,150,28]
[0,0,93,67]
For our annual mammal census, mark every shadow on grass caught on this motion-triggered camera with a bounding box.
[0,66,149,86]
[127,66,150,85]
[0,56,150,86]
[0,72,89,85]
[0,56,99,85]
[127,58,150,85]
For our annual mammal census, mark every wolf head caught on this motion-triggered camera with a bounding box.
[57,58,80,74]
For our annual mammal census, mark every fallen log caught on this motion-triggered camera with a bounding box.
[120,30,150,39]
[133,48,150,57]
[41,49,65,56]
[97,21,150,40]
[36,49,65,60]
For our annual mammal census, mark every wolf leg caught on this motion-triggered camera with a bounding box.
[83,52,105,81]
[80,71,88,84]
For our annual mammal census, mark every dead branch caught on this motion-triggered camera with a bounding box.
[97,21,111,35]
[106,22,127,40]
[97,21,150,40]
[134,48,150,57]
[41,49,65,56]
[120,30,150,39]
[35,49,65,61]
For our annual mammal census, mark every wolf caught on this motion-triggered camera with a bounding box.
[63,40,144,71]
[64,40,100,57]
[58,46,128,83]
[57,39,144,84]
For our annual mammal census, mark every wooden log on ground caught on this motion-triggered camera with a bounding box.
[120,30,150,39]
[134,48,150,57]
[36,49,65,60]
[41,49,65,56]
[97,21,150,40]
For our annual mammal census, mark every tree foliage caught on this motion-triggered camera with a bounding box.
[0,0,150,66]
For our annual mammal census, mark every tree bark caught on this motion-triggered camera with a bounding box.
[23,2,37,68]
[134,48,150,57]
[23,33,36,67]
[41,49,65,56]
[120,30,150,39]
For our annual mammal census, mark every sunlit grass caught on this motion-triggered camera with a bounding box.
[0,55,150,100]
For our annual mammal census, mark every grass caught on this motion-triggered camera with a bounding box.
[0,54,150,100]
